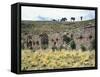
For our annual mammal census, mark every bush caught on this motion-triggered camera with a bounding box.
[70,40,76,50]
[80,44,86,51]
[63,35,72,44]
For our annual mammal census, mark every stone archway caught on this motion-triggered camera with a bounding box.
[39,33,49,49]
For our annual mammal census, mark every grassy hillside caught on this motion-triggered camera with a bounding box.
[21,19,95,34]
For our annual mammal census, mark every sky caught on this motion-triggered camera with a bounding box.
[21,6,95,21]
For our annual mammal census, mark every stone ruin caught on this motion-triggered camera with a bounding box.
[21,25,95,51]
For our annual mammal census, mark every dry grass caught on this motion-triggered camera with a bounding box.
[21,49,95,71]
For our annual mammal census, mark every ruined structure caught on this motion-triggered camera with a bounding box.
[21,20,95,51]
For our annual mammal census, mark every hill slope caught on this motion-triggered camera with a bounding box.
[21,19,95,34]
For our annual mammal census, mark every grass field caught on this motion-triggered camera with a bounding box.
[21,19,95,34]
[21,49,95,71]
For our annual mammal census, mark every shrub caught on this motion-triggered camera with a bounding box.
[63,35,72,44]
[80,44,86,51]
[70,40,76,50]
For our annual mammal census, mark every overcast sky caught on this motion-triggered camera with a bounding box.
[21,6,95,21]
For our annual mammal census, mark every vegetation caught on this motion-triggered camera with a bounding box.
[21,19,95,71]
[63,35,72,44]
[21,49,95,70]
[70,40,76,50]
[21,19,95,35]
[80,44,87,51]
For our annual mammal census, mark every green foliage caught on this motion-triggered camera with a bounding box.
[63,35,72,44]
[80,44,86,51]
[70,40,76,50]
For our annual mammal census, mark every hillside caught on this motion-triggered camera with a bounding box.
[21,19,95,35]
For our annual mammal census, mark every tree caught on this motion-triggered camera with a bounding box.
[80,16,83,21]
[52,19,57,21]
[71,17,75,22]
[61,17,67,22]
